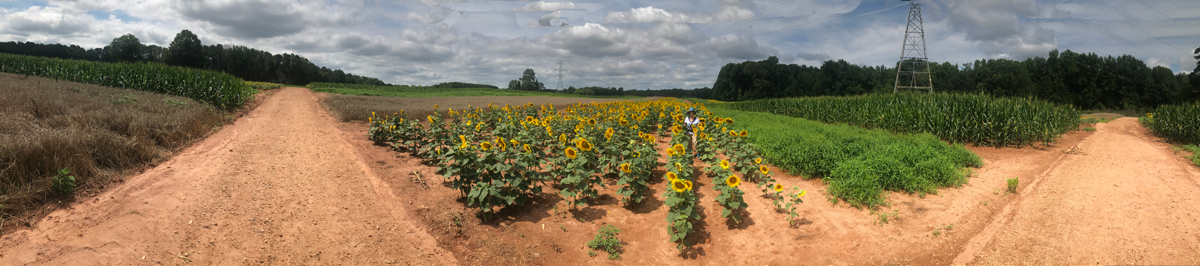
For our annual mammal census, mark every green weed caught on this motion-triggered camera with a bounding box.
[50,167,76,195]
[586,224,623,260]
[1007,177,1019,194]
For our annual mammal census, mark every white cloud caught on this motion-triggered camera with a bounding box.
[513,1,574,12]
[605,6,754,23]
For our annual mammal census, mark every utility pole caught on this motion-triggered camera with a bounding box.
[894,0,933,93]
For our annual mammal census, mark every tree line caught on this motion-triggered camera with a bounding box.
[0,30,384,86]
[712,49,1200,110]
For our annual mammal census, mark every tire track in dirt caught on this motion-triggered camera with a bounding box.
[954,117,1200,265]
[0,87,455,265]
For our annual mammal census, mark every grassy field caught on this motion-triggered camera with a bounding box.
[309,82,641,99]
[706,105,982,209]
[719,93,1079,147]
[0,73,226,222]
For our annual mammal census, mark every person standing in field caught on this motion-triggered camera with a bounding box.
[684,107,700,158]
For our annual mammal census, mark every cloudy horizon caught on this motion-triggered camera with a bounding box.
[1,0,1198,89]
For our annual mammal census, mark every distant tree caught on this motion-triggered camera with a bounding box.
[108,34,143,63]
[167,29,205,68]
[507,79,521,90]
[518,69,545,91]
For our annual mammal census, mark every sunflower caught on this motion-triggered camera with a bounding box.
[683,180,693,191]
[672,144,685,155]
[671,180,687,193]
[510,139,520,147]
[475,124,482,132]
[525,116,536,123]
[674,162,683,172]
[657,124,663,130]
[523,144,532,153]
[565,147,578,159]
[428,115,435,124]
[605,128,614,141]
[481,141,493,151]
[667,148,676,157]
[739,130,749,137]
[577,138,593,151]
[545,126,553,136]
[699,133,707,140]
[620,163,631,173]
[619,119,629,126]
[798,190,807,198]
[665,172,678,182]
[725,174,741,188]
[368,117,373,123]
[588,118,596,125]
[724,118,733,124]
[755,157,763,164]
[632,125,639,130]
[496,137,506,151]
[773,183,784,192]
[759,165,770,175]
[559,134,567,143]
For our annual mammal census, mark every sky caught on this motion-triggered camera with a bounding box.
[1,0,1198,89]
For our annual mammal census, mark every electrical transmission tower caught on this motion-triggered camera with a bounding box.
[894,0,933,93]
[554,61,567,90]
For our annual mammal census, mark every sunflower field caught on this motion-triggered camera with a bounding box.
[720,93,1079,147]
[1142,102,1200,145]
[367,99,786,250]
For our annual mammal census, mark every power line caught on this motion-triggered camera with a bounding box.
[1137,0,1173,19]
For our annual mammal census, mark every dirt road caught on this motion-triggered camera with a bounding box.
[955,117,1200,265]
[0,87,455,265]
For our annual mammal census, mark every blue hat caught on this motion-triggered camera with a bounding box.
[687,107,696,114]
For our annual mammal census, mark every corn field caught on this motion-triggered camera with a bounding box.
[720,93,1080,147]
[1143,102,1200,145]
[309,82,495,93]
[0,53,252,109]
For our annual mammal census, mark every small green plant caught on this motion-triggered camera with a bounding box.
[1083,127,1096,132]
[162,98,188,106]
[111,93,138,105]
[932,224,953,237]
[1006,177,1019,193]
[559,224,567,232]
[51,167,76,194]
[586,224,623,260]
[872,209,900,225]
[771,185,806,226]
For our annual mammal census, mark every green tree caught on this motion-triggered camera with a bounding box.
[507,79,521,90]
[108,33,143,63]
[518,69,544,91]
[167,29,204,68]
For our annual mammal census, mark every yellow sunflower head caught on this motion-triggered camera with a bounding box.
[428,115,435,124]
[759,165,770,175]
[588,118,596,125]
[524,144,532,153]
[525,116,535,123]
[577,138,593,151]
[683,180,693,191]
[674,162,683,172]
[620,163,631,173]
[480,141,492,151]
[565,147,578,159]
[632,124,638,130]
[699,133,708,140]
[667,148,676,157]
[671,179,687,193]
[725,174,740,188]
[720,159,730,169]
[724,118,733,124]
[773,183,784,192]
[665,171,678,181]
[619,119,628,126]
[559,134,567,143]
[475,124,482,132]
[739,130,749,137]
[798,190,807,198]
[605,128,614,140]
[755,157,763,164]
[672,144,685,155]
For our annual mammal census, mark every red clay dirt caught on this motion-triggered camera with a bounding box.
[3,88,1199,265]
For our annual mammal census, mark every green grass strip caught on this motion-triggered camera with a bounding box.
[710,107,982,209]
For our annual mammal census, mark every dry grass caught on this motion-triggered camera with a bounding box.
[0,72,225,223]
[318,93,637,122]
